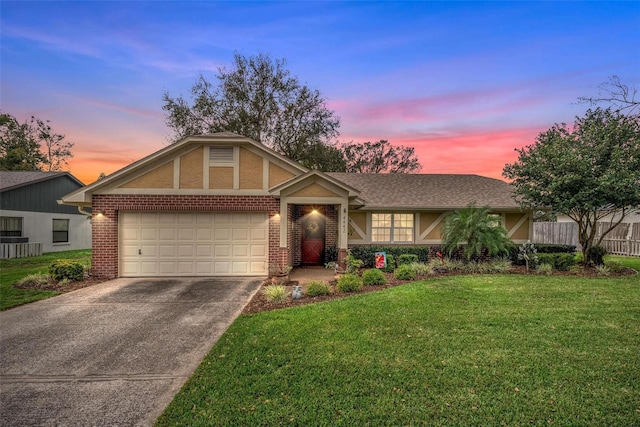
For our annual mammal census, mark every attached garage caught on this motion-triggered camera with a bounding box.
[119,212,268,277]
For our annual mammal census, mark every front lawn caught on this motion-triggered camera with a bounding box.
[0,249,92,310]
[157,273,639,426]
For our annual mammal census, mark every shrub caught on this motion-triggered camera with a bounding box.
[537,253,576,271]
[605,260,625,273]
[537,263,553,276]
[411,262,434,276]
[586,245,607,266]
[517,241,538,271]
[535,244,576,254]
[382,254,395,273]
[336,274,363,292]
[361,269,387,286]
[306,281,331,297]
[263,285,288,303]
[595,265,611,276]
[16,273,51,287]
[324,246,338,263]
[395,264,417,280]
[488,259,513,273]
[397,254,419,266]
[49,260,84,282]
[344,250,363,274]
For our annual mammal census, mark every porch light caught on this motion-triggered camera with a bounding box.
[311,209,318,215]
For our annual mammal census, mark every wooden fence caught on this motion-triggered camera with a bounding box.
[0,242,43,259]
[533,222,640,256]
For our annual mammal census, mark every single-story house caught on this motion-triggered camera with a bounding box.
[1,171,92,256]
[61,133,532,279]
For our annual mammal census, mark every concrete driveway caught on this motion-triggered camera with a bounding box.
[0,277,262,426]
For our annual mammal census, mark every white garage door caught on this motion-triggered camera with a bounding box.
[119,212,268,277]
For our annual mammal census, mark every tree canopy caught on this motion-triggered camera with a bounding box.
[162,52,341,166]
[0,112,73,171]
[341,140,421,173]
[503,108,640,262]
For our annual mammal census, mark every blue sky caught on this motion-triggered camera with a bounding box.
[2,1,638,183]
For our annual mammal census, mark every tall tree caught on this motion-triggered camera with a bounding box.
[0,113,44,171]
[341,140,421,173]
[503,108,640,263]
[0,113,73,171]
[162,52,341,165]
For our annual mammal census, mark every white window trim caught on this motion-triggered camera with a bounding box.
[371,213,415,243]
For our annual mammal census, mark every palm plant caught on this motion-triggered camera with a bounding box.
[441,204,511,261]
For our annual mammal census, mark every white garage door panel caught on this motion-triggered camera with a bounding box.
[120,212,268,277]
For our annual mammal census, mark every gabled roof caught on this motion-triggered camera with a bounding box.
[269,170,360,197]
[61,132,307,205]
[0,171,84,192]
[326,173,521,210]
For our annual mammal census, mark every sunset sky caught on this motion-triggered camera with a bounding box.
[2,1,639,185]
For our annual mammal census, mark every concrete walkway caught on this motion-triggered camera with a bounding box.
[0,277,262,426]
[289,266,336,285]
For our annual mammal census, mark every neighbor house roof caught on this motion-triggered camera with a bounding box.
[326,173,521,210]
[0,171,84,192]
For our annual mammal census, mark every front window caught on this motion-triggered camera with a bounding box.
[53,219,69,243]
[1,217,22,237]
[371,213,414,243]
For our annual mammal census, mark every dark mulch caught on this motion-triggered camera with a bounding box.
[13,276,108,293]
[242,265,637,315]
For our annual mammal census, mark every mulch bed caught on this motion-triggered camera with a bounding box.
[13,276,108,293]
[13,266,636,314]
[242,265,637,315]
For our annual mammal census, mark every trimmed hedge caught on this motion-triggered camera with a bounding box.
[348,246,430,268]
[508,243,576,265]
[537,253,577,271]
[397,254,419,266]
[535,244,576,254]
[49,260,84,282]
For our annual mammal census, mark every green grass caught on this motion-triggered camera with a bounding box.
[157,273,639,426]
[606,254,640,271]
[0,249,91,310]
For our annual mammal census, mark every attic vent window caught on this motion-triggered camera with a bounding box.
[209,146,234,163]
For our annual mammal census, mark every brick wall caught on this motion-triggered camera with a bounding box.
[91,194,280,279]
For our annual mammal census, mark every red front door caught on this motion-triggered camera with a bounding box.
[302,213,325,265]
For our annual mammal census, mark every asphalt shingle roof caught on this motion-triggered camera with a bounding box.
[0,171,68,191]
[326,173,521,210]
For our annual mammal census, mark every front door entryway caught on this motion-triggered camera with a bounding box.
[301,211,325,265]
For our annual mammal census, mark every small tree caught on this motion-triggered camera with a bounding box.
[341,140,421,173]
[441,204,511,261]
[503,108,640,264]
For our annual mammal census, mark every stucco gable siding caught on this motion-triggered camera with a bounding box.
[120,162,174,189]
[179,147,204,189]
[239,147,264,189]
[269,162,296,188]
[288,182,341,198]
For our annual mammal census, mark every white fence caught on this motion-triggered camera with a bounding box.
[533,222,640,257]
[0,242,43,259]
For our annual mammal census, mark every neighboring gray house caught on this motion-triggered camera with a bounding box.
[1,171,91,255]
